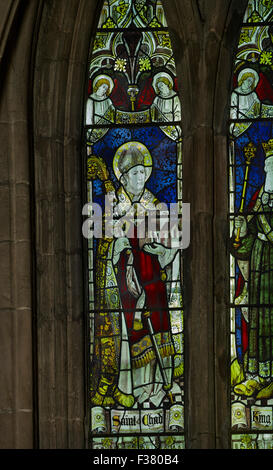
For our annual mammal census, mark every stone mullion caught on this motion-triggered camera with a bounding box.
[33,0,97,448]
[212,0,248,449]
[0,0,40,448]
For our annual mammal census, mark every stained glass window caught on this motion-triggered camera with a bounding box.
[84,0,184,450]
[229,0,273,449]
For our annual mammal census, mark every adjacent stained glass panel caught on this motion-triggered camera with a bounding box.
[97,0,168,29]
[84,0,184,450]
[229,1,273,448]
[243,0,273,23]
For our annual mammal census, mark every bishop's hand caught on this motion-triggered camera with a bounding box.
[143,242,165,256]
[113,237,131,265]
[143,242,178,269]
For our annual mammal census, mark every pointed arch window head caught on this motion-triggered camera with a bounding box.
[229,0,273,449]
[84,0,184,450]
[97,0,168,29]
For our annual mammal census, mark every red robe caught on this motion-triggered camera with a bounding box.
[117,236,171,345]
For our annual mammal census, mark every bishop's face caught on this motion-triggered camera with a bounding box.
[123,165,146,196]
[264,157,273,194]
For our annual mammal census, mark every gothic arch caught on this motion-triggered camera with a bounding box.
[32,0,248,449]
[0,0,250,448]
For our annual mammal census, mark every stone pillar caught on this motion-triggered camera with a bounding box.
[33,0,98,448]
[0,0,40,448]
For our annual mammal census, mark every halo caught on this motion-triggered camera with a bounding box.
[152,72,174,91]
[92,74,114,94]
[237,68,259,90]
[113,141,153,181]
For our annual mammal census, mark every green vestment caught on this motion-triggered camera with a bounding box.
[232,198,273,380]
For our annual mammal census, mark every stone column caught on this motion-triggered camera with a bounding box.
[0,0,40,448]
[33,0,98,448]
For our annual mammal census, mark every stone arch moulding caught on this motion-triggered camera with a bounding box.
[0,0,42,449]
[33,0,99,449]
[212,0,249,449]
[32,0,248,449]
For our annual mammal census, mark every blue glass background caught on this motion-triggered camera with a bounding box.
[233,121,273,212]
[92,126,177,211]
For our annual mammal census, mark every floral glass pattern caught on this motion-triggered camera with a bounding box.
[229,0,273,449]
[84,0,184,450]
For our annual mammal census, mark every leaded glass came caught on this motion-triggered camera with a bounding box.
[84,0,184,450]
[229,0,273,449]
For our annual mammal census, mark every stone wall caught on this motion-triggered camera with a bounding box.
[0,0,247,449]
[0,0,40,448]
